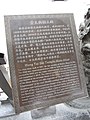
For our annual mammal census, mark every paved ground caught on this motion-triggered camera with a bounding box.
[0,103,90,120]
[1,96,90,120]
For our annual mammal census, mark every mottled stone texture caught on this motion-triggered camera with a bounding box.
[1,104,90,120]
[31,106,56,119]
[79,8,90,96]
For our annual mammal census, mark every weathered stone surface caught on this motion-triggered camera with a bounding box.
[31,106,56,119]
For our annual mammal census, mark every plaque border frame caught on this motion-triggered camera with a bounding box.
[4,13,88,113]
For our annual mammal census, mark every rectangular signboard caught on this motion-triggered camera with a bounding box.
[4,14,87,113]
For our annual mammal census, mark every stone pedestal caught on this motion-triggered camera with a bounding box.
[66,97,90,109]
[31,106,56,119]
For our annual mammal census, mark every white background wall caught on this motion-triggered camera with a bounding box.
[0,0,90,67]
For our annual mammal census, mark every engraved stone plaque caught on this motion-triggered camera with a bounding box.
[4,14,87,113]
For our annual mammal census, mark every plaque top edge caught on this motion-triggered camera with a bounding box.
[4,13,74,20]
